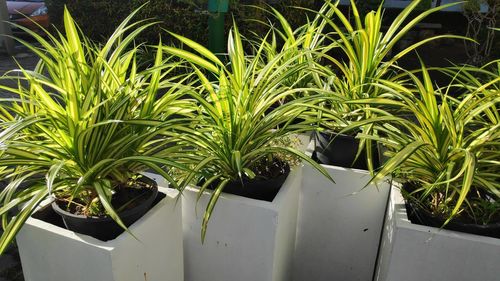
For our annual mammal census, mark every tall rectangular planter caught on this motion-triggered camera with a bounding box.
[16,187,183,281]
[182,166,302,281]
[293,164,390,281]
[375,186,500,281]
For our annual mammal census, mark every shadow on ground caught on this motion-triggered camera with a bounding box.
[0,43,40,99]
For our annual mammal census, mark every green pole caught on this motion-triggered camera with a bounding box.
[207,0,228,55]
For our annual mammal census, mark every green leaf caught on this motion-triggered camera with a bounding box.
[94,180,128,232]
[201,178,229,242]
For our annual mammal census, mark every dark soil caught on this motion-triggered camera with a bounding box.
[402,183,500,238]
[249,158,290,180]
[204,158,291,201]
[55,178,156,217]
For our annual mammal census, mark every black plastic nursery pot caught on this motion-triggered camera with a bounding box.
[403,185,500,239]
[207,164,291,202]
[312,132,380,170]
[50,176,159,241]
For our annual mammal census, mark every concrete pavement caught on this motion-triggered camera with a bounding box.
[0,45,35,281]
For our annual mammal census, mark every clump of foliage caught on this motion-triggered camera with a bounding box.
[357,64,500,225]
[45,0,317,45]
[0,7,193,253]
[45,0,133,41]
[162,22,332,240]
[316,0,464,172]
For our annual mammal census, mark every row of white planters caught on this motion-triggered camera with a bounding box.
[16,137,500,281]
[16,167,302,281]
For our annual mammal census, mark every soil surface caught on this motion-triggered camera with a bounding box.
[55,179,155,217]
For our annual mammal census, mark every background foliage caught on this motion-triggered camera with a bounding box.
[45,0,132,41]
[45,0,318,45]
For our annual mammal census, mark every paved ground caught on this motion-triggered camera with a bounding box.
[0,43,37,281]
[0,45,38,121]
[0,44,39,99]
[0,50,38,74]
[0,239,23,281]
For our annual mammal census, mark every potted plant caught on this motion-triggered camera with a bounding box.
[0,7,191,281]
[161,21,332,281]
[293,2,471,280]
[314,0,463,170]
[292,2,461,280]
[358,64,500,281]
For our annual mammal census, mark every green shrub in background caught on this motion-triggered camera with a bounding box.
[230,0,316,41]
[45,0,133,42]
[45,0,317,45]
[354,0,383,16]
[132,0,208,45]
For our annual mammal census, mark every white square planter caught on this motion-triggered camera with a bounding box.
[293,164,390,281]
[16,187,183,281]
[181,166,302,281]
[375,186,500,281]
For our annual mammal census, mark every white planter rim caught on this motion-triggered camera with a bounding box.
[25,187,178,247]
[185,166,301,211]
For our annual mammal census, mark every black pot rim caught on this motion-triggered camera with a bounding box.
[52,178,158,222]
[203,163,291,202]
[313,131,380,170]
